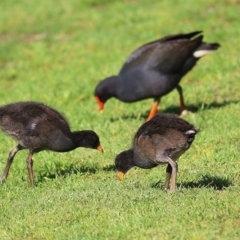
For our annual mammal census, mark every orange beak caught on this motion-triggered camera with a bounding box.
[95,96,104,112]
[117,171,125,181]
[97,145,104,153]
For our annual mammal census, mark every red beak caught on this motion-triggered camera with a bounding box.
[95,96,104,112]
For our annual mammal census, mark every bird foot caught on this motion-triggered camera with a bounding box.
[164,187,176,192]
[180,110,194,118]
[0,176,6,185]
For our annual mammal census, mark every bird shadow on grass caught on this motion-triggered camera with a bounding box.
[102,164,116,171]
[110,113,147,122]
[180,175,232,190]
[36,162,100,184]
[163,99,239,115]
[36,163,117,184]
[162,104,198,115]
[152,174,232,190]
[109,99,239,122]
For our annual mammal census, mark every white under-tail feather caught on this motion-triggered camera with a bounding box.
[193,49,215,58]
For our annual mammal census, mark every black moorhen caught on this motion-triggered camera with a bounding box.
[95,31,220,120]
[115,113,198,191]
[0,101,103,186]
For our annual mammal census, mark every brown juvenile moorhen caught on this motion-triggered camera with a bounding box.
[95,31,220,120]
[0,101,103,186]
[115,113,198,191]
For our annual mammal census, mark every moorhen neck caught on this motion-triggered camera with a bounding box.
[94,31,220,120]
[115,113,198,191]
[0,101,103,186]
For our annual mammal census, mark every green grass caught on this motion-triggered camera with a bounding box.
[0,0,240,239]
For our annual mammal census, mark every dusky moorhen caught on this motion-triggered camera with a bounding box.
[0,101,103,186]
[95,31,220,120]
[115,113,198,191]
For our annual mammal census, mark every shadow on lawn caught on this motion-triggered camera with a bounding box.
[37,163,99,183]
[164,99,239,115]
[180,175,232,190]
[36,163,117,184]
[152,174,232,190]
[102,164,116,171]
[110,113,147,122]
[109,99,239,122]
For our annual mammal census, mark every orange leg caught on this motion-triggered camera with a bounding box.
[147,99,159,121]
[176,85,186,114]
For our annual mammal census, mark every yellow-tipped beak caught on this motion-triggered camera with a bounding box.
[97,145,104,153]
[117,171,125,181]
[100,109,103,114]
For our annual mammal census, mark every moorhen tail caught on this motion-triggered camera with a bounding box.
[0,101,103,186]
[115,113,198,191]
[94,31,220,120]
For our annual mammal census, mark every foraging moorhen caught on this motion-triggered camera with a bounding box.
[0,101,103,186]
[95,31,220,120]
[115,113,198,191]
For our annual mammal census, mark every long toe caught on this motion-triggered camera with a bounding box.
[170,185,176,192]
[0,175,6,185]
[180,109,195,118]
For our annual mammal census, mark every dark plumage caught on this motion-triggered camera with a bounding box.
[95,31,220,120]
[115,113,198,191]
[0,101,103,186]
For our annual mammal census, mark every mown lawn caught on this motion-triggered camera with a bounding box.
[0,0,240,239]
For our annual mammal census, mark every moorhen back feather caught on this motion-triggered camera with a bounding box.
[0,101,103,186]
[95,31,220,120]
[115,113,198,191]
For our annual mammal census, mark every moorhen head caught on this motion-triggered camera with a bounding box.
[95,31,220,120]
[115,113,198,191]
[0,101,103,186]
